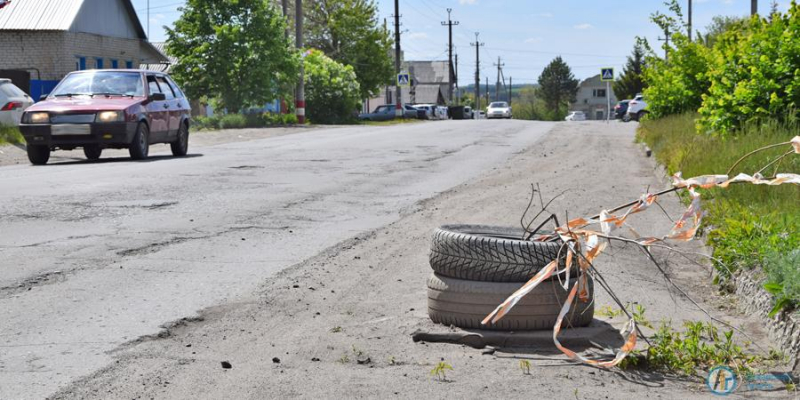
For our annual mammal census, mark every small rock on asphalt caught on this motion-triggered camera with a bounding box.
[220,361,232,369]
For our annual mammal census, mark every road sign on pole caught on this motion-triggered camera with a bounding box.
[397,73,410,87]
[601,68,614,82]
[601,68,614,122]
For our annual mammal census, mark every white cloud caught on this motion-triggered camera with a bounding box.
[532,12,553,18]
[574,23,593,30]
[407,32,429,40]
[524,37,543,44]
[459,0,477,4]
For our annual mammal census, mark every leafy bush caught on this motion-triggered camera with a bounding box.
[643,34,712,119]
[764,250,800,316]
[0,124,24,145]
[303,49,361,124]
[698,7,800,135]
[282,113,299,125]
[218,114,247,130]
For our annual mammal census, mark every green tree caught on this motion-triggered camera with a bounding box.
[305,0,394,100]
[303,50,361,124]
[613,43,647,100]
[537,56,579,118]
[166,0,299,113]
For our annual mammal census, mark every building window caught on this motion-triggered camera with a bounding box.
[76,57,86,71]
[593,89,607,98]
[126,60,133,69]
[95,58,104,69]
[111,59,119,69]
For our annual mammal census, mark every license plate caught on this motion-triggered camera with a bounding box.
[52,124,91,135]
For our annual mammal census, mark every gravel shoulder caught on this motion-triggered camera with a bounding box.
[51,121,785,399]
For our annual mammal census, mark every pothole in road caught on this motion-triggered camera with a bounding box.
[0,270,68,298]
[228,165,265,170]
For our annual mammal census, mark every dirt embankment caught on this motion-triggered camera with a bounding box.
[52,122,783,399]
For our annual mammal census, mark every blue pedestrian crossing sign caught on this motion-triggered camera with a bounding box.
[601,67,615,82]
[397,73,410,87]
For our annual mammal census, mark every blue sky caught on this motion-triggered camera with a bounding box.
[132,0,794,84]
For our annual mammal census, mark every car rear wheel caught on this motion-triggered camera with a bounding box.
[170,122,189,157]
[129,122,150,160]
[83,145,102,161]
[27,145,50,165]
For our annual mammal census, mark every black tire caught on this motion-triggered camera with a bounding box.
[171,122,189,157]
[83,145,102,161]
[427,273,594,331]
[27,145,50,165]
[129,122,149,160]
[430,225,563,283]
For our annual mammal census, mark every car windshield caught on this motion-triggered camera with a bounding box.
[51,71,144,97]
[489,102,508,108]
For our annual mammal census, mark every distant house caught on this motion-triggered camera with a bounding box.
[0,0,168,99]
[364,60,451,113]
[571,74,618,120]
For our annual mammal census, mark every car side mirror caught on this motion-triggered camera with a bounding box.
[149,93,166,101]
[39,94,48,101]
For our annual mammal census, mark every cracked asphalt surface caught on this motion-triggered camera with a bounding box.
[0,120,555,399]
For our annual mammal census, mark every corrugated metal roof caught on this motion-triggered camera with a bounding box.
[0,0,85,31]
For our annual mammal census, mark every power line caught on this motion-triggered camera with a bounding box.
[441,8,459,104]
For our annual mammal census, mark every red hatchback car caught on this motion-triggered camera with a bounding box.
[20,70,191,165]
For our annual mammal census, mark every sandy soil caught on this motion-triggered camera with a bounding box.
[50,121,790,399]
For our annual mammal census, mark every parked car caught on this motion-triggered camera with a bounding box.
[564,111,586,121]
[358,104,415,121]
[19,70,191,165]
[0,79,34,126]
[626,95,648,121]
[435,105,449,120]
[414,104,434,120]
[487,101,512,119]
[614,100,630,119]
[463,106,473,119]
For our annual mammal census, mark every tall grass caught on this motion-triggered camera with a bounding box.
[638,113,799,311]
[0,125,24,145]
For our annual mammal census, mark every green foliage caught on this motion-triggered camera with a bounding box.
[698,4,800,135]
[613,43,647,100]
[763,250,800,316]
[512,87,563,121]
[0,124,24,145]
[303,50,361,124]
[519,359,531,375]
[219,114,247,130]
[429,361,453,381]
[642,33,712,118]
[166,0,299,113]
[193,112,300,131]
[641,321,760,376]
[306,0,394,100]
[537,56,579,118]
[638,113,799,309]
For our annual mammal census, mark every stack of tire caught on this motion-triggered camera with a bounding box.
[427,225,595,331]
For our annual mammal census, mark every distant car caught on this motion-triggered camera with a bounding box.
[415,104,434,120]
[565,111,586,121]
[19,69,192,165]
[626,95,648,121]
[487,101,512,119]
[614,100,630,119]
[0,79,34,126]
[435,105,449,120]
[358,104,415,121]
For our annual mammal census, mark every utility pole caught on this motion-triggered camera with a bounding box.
[508,76,512,106]
[147,0,150,39]
[658,27,670,62]
[455,52,459,104]
[752,0,758,16]
[493,56,504,102]
[485,76,489,106]
[296,0,305,124]
[688,0,692,41]
[470,32,484,118]
[441,9,459,105]
[393,0,403,117]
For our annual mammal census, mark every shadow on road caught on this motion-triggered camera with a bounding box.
[43,153,204,166]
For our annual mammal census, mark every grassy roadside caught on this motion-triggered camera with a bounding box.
[359,118,423,126]
[637,114,800,315]
[0,125,24,146]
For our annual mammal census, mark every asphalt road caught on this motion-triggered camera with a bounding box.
[0,120,554,399]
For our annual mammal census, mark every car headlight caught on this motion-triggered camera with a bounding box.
[24,112,50,124]
[96,111,124,123]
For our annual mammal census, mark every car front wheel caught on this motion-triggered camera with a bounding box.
[83,145,102,161]
[129,122,150,160]
[27,145,50,165]
[171,122,189,157]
